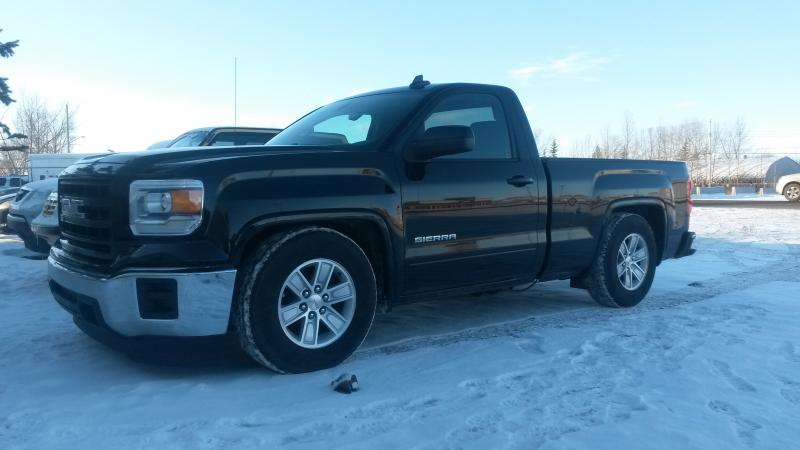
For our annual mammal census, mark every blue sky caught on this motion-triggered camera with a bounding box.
[3,0,799,154]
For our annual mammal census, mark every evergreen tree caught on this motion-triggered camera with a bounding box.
[549,138,559,157]
[678,139,691,161]
[1,29,26,149]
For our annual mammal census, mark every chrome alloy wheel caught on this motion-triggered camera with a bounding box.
[785,184,800,201]
[278,258,356,349]
[617,233,649,291]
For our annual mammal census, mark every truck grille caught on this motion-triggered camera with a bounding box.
[58,179,115,264]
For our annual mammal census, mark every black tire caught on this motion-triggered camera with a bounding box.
[23,234,51,254]
[234,227,377,373]
[783,182,800,202]
[588,213,657,308]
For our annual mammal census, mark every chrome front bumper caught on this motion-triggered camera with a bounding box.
[48,256,236,337]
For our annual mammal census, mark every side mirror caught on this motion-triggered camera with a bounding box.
[407,126,474,161]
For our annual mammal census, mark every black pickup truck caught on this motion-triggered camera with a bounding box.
[48,76,695,373]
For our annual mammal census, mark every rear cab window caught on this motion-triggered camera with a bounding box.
[208,131,279,146]
[168,130,209,148]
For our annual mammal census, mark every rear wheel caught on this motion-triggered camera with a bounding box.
[234,227,377,373]
[783,183,800,202]
[588,213,657,308]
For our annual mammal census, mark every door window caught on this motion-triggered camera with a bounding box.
[421,94,512,160]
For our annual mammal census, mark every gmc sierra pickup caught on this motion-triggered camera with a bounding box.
[48,76,695,373]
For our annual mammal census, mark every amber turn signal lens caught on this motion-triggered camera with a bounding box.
[170,189,202,214]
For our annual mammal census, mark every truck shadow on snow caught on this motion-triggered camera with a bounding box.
[1,245,48,260]
[82,282,594,373]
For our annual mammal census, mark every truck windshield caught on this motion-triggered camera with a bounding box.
[267,92,421,147]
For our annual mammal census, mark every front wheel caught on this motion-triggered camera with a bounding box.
[588,213,657,308]
[234,227,377,373]
[23,233,51,254]
[783,183,800,202]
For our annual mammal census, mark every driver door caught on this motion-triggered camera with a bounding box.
[400,91,542,295]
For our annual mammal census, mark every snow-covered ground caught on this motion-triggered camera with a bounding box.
[1,207,799,449]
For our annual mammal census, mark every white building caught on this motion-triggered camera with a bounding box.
[28,153,104,181]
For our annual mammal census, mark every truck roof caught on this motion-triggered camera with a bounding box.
[343,81,512,101]
[181,126,283,134]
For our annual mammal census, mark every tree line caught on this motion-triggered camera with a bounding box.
[536,115,759,185]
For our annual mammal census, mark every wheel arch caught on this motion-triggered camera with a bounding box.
[606,198,668,264]
[231,211,396,310]
[783,181,800,200]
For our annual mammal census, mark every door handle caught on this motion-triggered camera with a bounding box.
[507,175,535,187]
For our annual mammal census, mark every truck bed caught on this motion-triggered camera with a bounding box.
[540,157,691,280]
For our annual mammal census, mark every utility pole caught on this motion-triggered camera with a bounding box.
[707,119,712,186]
[234,57,238,126]
[66,103,71,153]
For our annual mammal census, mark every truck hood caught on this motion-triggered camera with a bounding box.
[87,144,332,165]
[59,144,344,179]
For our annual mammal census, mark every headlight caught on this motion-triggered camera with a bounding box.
[129,180,203,236]
[41,192,58,216]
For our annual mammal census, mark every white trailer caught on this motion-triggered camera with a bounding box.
[28,153,103,181]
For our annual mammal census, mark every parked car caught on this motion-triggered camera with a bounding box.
[146,140,173,150]
[6,178,58,252]
[776,173,800,201]
[0,191,18,231]
[165,126,282,148]
[48,77,695,373]
[31,192,60,246]
[0,186,21,196]
[0,175,28,189]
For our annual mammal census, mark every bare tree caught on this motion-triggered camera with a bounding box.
[719,117,749,184]
[533,126,547,154]
[618,113,636,159]
[571,134,594,158]
[0,96,78,175]
[14,96,77,153]
[596,125,616,158]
